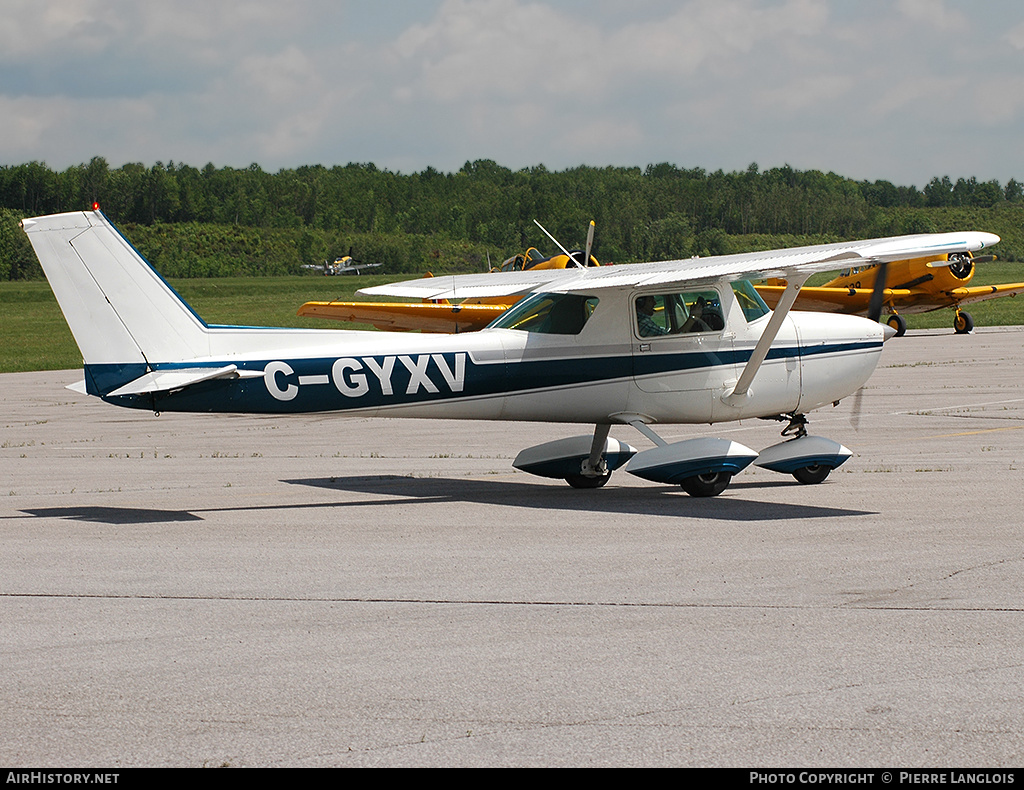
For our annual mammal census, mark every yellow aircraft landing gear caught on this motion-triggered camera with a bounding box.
[886,313,907,337]
[954,309,974,334]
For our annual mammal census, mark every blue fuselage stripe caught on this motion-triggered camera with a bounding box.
[87,340,880,414]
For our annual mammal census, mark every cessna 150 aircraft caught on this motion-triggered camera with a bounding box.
[21,208,999,496]
[756,250,1024,336]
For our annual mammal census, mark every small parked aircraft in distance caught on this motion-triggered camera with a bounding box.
[21,208,999,496]
[755,251,1024,336]
[302,249,382,276]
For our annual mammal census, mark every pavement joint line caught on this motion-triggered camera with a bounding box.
[2,592,1023,613]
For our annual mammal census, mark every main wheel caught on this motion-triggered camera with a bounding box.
[680,472,731,497]
[566,472,611,489]
[954,311,974,334]
[887,314,907,337]
[792,464,832,485]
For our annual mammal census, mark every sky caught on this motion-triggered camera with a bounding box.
[3,0,1024,187]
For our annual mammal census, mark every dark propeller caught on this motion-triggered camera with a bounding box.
[866,261,889,323]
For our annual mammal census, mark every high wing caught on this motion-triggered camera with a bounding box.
[359,233,1000,301]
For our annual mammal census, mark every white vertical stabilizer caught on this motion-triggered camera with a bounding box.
[21,210,210,365]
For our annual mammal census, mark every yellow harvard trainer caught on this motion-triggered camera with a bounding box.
[755,248,1020,336]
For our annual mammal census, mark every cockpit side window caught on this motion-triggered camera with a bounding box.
[635,290,724,337]
[489,292,599,335]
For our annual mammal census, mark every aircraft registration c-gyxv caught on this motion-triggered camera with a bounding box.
[21,208,999,497]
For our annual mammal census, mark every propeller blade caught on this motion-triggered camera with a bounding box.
[850,386,865,432]
[584,220,595,268]
[867,261,889,323]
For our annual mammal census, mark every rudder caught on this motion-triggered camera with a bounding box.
[22,209,211,367]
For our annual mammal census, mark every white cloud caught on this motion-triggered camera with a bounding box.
[896,0,969,32]
[1005,20,1024,50]
[1,1,1023,184]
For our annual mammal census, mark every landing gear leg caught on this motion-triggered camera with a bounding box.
[565,424,612,489]
[780,413,808,439]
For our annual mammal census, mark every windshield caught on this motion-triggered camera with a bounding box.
[731,280,770,322]
[488,292,599,335]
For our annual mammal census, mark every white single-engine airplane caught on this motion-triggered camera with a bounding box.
[21,209,999,496]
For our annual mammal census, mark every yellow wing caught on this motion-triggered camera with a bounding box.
[948,282,1024,306]
[755,285,913,313]
[297,300,507,333]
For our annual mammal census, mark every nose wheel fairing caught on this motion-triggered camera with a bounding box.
[754,435,853,477]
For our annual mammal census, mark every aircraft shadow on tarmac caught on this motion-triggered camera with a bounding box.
[18,478,876,525]
[282,475,877,523]
[20,506,204,525]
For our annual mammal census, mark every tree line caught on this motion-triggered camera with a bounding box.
[3,157,1023,280]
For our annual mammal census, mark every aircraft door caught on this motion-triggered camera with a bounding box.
[630,289,738,422]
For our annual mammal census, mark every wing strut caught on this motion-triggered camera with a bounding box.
[723,274,810,407]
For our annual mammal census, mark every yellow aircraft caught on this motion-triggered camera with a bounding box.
[298,223,600,333]
[754,250,1024,336]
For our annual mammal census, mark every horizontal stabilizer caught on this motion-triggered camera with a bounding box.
[107,365,262,397]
